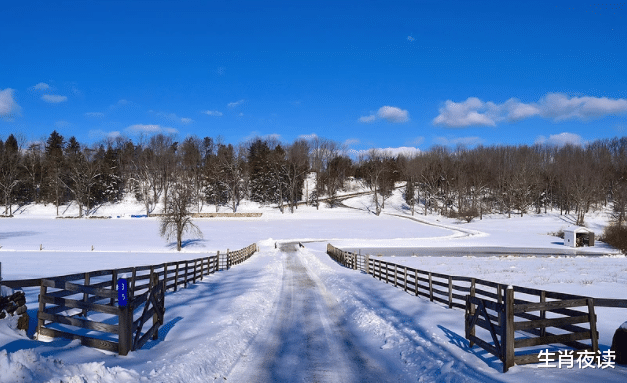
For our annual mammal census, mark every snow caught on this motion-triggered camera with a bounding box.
[1,190,626,381]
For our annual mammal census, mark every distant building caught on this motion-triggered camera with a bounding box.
[563,226,595,247]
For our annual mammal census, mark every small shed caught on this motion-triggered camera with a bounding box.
[563,226,595,247]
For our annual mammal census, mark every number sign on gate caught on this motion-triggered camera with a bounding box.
[118,278,129,307]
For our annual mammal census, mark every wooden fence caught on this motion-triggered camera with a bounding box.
[3,243,258,356]
[326,243,627,372]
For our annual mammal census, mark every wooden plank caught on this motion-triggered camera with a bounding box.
[42,295,119,315]
[39,311,119,334]
[514,314,590,331]
[467,334,500,358]
[430,279,450,289]
[515,311,593,336]
[514,353,541,365]
[1,278,42,288]
[593,298,627,308]
[514,299,589,314]
[135,323,159,350]
[41,279,117,299]
[467,296,504,312]
[38,327,118,353]
[544,290,589,300]
[474,316,503,335]
[514,330,592,348]
[473,287,499,300]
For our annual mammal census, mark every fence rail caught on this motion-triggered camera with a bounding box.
[326,243,627,372]
[23,243,259,355]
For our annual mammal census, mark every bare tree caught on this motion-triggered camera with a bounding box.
[160,182,203,251]
[285,139,309,213]
[64,146,101,217]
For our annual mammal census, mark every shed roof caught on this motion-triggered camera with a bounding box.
[563,226,594,234]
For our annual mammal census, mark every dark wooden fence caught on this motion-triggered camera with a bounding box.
[3,243,258,356]
[327,243,627,372]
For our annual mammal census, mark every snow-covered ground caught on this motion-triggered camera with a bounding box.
[1,190,626,382]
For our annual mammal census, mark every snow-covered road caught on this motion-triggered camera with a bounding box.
[227,245,392,382]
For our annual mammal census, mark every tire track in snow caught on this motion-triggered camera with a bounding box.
[227,248,393,383]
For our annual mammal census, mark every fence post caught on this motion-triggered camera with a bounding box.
[365,254,370,275]
[393,264,397,287]
[540,290,546,337]
[163,263,168,290]
[174,263,179,292]
[184,261,188,287]
[497,284,503,326]
[503,286,515,373]
[469,278,475,346]
[193,260,197,284]
[429,272,433,302]
[404,267,408,292]
[414,270,419,296]
[82,272,90,317]
[587,298,598,353]
[151,273,159,341]
[111,270,117,306]
[36,282,47,339]
[118,304,132,356]
[448,276,453,308]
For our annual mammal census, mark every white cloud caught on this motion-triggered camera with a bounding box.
[538,93,627,120]
[125,124,177,135]
[228,99,245,108]
[344,138,360,146]
[298,133,318,140]
[433,93,627,127]
[359,106,409,124]
[156,112,193,124]
[202,110,223,117]
[0,88,21,118]
[41,94,67,103]
[433,97,496,127]
[377,106,410,123]
[85,112,105,118]
[433,136,484,147]
[32,82,50,90]
[89,130,122,140]
[358,114,376,123]
[535,132,584,147]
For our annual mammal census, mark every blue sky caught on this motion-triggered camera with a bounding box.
[1,0,626,152]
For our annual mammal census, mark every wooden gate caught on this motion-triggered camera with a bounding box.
[465,288,599,372]
[123,274,165,353]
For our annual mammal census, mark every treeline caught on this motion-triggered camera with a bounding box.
[1,131,627,227]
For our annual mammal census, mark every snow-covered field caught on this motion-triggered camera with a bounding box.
[1,191,626,382]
